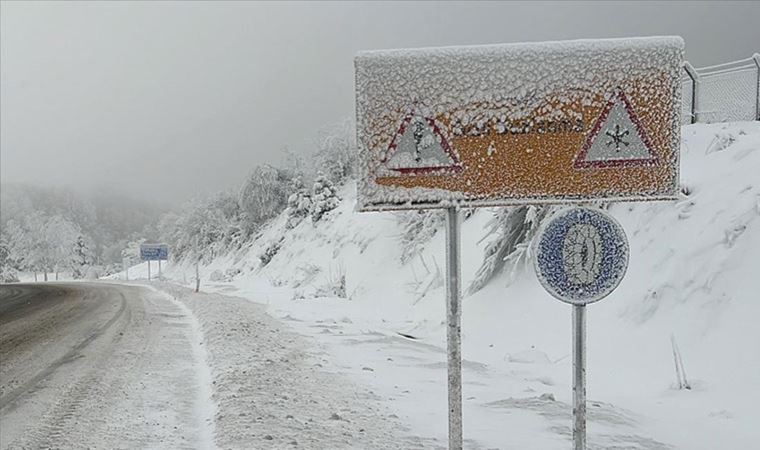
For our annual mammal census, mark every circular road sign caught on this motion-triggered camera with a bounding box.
[534,207,629,305]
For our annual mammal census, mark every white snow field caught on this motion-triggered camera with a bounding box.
[119,121,759,449]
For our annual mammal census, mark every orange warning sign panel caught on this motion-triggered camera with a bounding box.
[355,37,684,211]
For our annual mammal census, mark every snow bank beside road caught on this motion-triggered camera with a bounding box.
[152,283,421,449]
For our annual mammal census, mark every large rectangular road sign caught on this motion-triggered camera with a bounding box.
[355,37,684,211]
[140,243,168,261]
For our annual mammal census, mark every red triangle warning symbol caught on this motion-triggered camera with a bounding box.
[382,113,462,175]
[574,89,658,169]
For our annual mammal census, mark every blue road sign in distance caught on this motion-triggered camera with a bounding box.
[534,207,628,305]
[140,243,169,261]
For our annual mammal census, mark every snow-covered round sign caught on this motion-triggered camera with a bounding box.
[355,36,684,211]
[534,207,629,305]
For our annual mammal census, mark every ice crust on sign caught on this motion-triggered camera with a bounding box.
[576,91,657,167]
[384,115,457,172]
[354,36,684,210]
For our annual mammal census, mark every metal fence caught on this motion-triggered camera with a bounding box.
[681,54,760,124]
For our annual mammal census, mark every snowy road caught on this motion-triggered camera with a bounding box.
[0,283,214,449]
[0,282,420,449]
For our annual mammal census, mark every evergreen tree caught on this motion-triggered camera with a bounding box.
[285,176,312,229]
[71,235,93,279]
[309,173,340,222]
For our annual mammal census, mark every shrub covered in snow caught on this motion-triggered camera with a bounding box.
[315,274,347,299]
[209,269,226,282]
[259,240,282,267]
[467,206,552,295]
[395,210,445,263]
[285,177,312,229]
[310,173,341,222]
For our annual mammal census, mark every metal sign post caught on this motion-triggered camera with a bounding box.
[534,207,629,450]
[195,259,200,293]
[572,304,587,449]
[445,207,463,450]
[140,243,169,282]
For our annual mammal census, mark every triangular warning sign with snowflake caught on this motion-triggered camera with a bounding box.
[574,89,658,169]
[382,113,462,174]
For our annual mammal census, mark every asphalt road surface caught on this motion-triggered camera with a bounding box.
[0,283,213,449]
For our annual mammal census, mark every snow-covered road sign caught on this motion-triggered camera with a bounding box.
[355,37,684,211]
[140,243,168,261]
[534,207,629,305]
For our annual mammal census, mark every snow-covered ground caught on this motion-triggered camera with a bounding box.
[0,283,217,449]
[114,121,760,449]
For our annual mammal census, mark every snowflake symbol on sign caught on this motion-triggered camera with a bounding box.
[605,124,630,152]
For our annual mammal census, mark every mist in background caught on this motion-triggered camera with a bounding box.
[2,1,759,204]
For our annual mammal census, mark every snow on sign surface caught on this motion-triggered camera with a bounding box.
[534,207,629,305]
[573,89,658,168]
[355,37,684,211]
[382,113,462,174]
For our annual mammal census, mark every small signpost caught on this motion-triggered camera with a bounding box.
[534,207,629,449]
[140,243,169,281]
[355,36,683,450]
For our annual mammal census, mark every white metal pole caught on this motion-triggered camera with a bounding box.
[158,258,162,279]
[573,304,587,450]
[148,260,151,281]
[753,54,760,121]
[124,258,129,281]
[195,259,200,293]
[445,207,463,450]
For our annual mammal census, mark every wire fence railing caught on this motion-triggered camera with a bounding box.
[681,54,760,125]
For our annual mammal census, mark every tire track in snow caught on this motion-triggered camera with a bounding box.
[0,289,128,411]
[1,283,220,449]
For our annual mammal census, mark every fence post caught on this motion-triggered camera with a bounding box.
[753,54,760,121]
[683,62,699,124]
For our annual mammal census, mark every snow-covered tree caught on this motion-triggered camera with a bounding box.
[313,118,356,185]
[5,212,47,278]
[122,238,144,263]
[154,190,248,262]
[3,213,80,280]
[0,233,20,283]
[310,172,340,222]
[238,165,291,225]
[44,215,80,280]
[71,235,94,279]
[285,176,312,229]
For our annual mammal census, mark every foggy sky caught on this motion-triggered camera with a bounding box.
[2,1,759,205]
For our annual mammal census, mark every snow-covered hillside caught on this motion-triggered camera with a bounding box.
[123,121,760,449]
